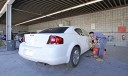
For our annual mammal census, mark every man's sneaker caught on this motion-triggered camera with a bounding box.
[96,58,103,62]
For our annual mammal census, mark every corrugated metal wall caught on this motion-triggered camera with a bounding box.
[28,6,128,46]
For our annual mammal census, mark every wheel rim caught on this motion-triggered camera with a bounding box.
[73,50,80,65]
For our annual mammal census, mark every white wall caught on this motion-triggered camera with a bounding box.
[13,25,28,33]
[28,19,68,32]
[0,24,5,33]
[28,6,128,46]
[28,6,128,32]
[0,24,28,34]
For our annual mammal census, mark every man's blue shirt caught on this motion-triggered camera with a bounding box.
[94,32,106,39]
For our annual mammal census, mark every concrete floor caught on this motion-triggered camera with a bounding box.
[0,45,128,76]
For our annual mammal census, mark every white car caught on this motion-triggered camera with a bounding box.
[19,26,90,67]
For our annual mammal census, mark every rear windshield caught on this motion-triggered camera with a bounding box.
[39,27,69,33]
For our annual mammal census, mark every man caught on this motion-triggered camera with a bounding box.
[89,32,107,61]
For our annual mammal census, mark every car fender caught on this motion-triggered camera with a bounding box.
[66,41,80,63]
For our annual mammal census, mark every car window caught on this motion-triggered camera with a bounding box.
[39,27,69,33]
[81,29,89,36]
[75,28,84,36]
[75,28,88,36]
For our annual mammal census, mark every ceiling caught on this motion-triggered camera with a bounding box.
[0,0,128,26]
[0,0,6,11]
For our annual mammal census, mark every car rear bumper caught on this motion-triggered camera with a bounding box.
[19,42,68,65]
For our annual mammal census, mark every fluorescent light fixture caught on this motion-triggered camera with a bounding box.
[0,0,15,17]
[15,0,103,26]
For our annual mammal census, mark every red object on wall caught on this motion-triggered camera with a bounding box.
[118,25,126,33]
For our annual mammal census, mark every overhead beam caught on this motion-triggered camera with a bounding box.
[12,8,42,15]
[108,0,114,7]
[0,0,15,17]
[113,0,118,7]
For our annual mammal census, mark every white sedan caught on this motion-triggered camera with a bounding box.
[19,26,90,67]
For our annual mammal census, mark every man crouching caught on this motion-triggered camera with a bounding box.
[89,32,107,61]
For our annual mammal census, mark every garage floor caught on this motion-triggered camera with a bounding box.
[0,45,128,76]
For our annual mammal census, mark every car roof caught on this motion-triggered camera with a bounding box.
[59,26,80,28]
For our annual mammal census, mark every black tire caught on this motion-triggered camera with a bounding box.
[68,47,80,68]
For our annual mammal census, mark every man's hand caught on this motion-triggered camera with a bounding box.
[92,43,96,47]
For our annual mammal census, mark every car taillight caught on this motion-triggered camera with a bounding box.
[47,35,63,44]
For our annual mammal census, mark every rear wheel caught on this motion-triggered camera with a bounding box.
[68,47,80,68]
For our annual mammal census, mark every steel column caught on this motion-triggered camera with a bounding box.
[6,4,12,41]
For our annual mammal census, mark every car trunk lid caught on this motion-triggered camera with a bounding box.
[25,34,51,47]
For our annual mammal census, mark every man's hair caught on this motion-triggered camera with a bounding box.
[89,32,94,34]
